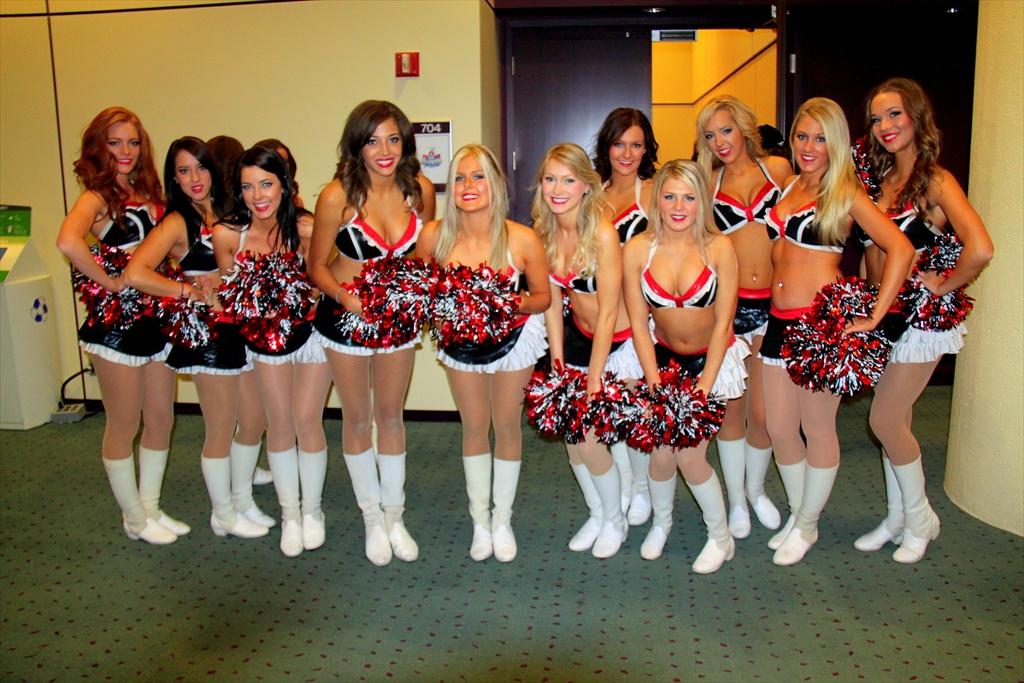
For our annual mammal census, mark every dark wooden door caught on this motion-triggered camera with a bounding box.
[504,25,651,223]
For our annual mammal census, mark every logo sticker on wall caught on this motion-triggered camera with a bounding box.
[31,297,48,323]
[413,121,451,194]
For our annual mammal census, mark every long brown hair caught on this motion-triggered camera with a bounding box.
[864,77,942,214]
[73,106,162,219]
[333,100,422,214]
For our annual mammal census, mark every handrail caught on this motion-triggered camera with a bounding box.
[653,39,776,106]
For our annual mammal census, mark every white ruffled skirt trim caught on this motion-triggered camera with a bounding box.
[312,329,420,357]
[249,335,326,366]
[81,341,170,367]
[737,321,768,347]
[438,313,548,374]
[890,324,965,364]
[711,338,751,400]
[171,362,252,376]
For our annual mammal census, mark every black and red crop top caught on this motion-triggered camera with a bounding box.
[712,160,782,235]
[335,211,421,262]
[764,185,844,254]
[640,242,717,309]
[97,201,164,249]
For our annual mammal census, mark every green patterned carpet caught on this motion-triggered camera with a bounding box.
[1,386,1021,682]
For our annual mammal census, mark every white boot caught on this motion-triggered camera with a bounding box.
[343,448,391,566]
[892,456,940,564]
[491,458,521,562]
[717,439,751,539]
[203,455,268,539]
[463,453,493,561]
[590,466,627,559]
[104,456,176,545]
[768,460,805,550]
[568,461,602,551]
[138,447,190,535]
[773,464,838,566]
[687,471,736,574]
[298,448,328,550]
[253,466,274,485]
[854,454,905,551]
[268,447,303,557]
[230,440,275,527]
[745,443,781,529]
[626,447,652,525]
[641,474,676,560]
[378,452,418,562]
[609,442,633,514]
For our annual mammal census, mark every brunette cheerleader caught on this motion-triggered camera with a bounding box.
[592,108,659,524]
[416,144,550,562]
[854,78,992,563]
[56,107,181,544]
[535,143,638,559]
[124,136,271,539]
[622,159,746,573]
[213,146,332,557]
[308,101,435,566]
[696,96,793,539]
[759,98,912,566]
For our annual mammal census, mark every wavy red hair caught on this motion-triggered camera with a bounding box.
[73,106,163,218]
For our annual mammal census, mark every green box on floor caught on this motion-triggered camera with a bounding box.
[0,205,31,237]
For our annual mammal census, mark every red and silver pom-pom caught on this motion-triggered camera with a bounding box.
[157,297,216,349]
[782,277,891,396]
[585,374,648,446]
[430,264,522,347]
[71,243,149,330]
[524,362,588,444]
[852,136,882,201]
[627,363,726,451]
[899,232,975,331]
[343,256,436,348]
[220,251,314,352]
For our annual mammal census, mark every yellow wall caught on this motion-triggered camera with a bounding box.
[944,0,1024,535]
[1,0,500,410]
[652,29,776,163]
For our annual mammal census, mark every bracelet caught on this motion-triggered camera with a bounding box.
[334,285,344,304]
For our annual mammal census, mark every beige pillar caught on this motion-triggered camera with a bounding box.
[944,0,1024,536]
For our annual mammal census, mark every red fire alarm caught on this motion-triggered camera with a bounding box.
[395,52,420,78]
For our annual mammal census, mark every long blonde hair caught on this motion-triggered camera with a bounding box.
[695,95,766,175]
[433,144,510,270]
[648,159,717,262]
[791,97,858,247]
[530,143,605,277]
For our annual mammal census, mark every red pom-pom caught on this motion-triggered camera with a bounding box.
[782,277,891,396]
[524,362,588,443]
[430,264,522,348]
[585,374,647,446]
[342,256,436,348]
[157,297,217,349]
[852,137,882,201]
[220,252,314,352]
[898,232,975,331]
[627,362,726,451]
[71,243,149,330]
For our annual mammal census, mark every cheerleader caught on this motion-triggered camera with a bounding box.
[622,159,745,574]
[854,78,992,563]
[213,146,332,557]
[592,107,659,525]
[56,107,181,545]
[124,137,270,539]
[696,96,793,539]
[308,101,435,566]
[535,143,637,558]
[759,98,912,566]
[416,144,550,562]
